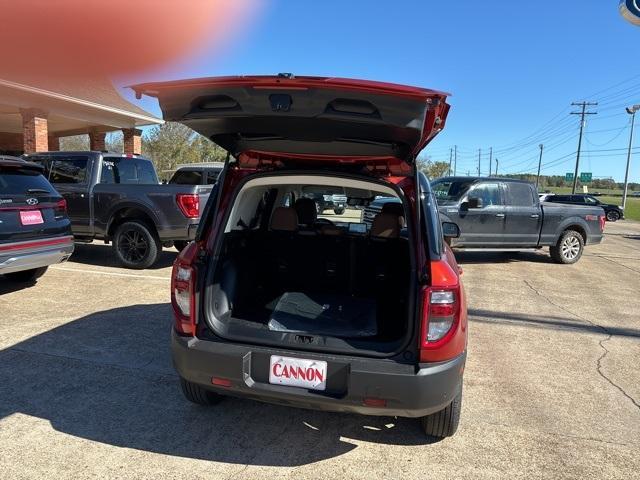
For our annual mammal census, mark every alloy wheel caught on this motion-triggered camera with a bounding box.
[118,229,149,263]
[561,235,580,260]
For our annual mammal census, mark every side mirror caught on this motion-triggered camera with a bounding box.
[468,197,483,209]
[442,221,460,239]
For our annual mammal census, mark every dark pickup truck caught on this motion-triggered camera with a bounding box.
[431,177,606,264]
[25,151,212,268]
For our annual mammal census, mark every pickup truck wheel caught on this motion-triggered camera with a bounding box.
[174,240,189,252]
[606,210,620,222]
[180,378,222,406]
[113,221,160,269]
[420,386,462,439]
[550,230,584,264]
[4,266,48,283]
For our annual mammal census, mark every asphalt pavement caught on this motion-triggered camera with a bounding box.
[0,221,639,479]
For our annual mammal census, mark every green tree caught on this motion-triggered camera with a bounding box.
[59,135,89,151]
[419,159,451,179]
[142,122,227,178]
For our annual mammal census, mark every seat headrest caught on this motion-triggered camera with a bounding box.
[370,212,401,239]
[270,207,298,232]
[381,202,403,216]
[381,202,405,228]
[294,198,317,225]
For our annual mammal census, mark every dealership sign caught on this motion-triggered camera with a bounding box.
[620,0,640,26]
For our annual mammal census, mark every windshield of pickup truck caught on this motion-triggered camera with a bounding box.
[431,179,475,205]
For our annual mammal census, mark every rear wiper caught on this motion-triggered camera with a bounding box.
[26,188,51,194]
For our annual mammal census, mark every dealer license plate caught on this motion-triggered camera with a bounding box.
[19,210,44,225]
[269,355,327,391]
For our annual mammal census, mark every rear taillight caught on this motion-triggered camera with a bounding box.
[599,215,606,232]
[54,198,67,217]
[427,290,458,341]
[419,260,467,362]
[176,194,199,218]
[171,242,199,336]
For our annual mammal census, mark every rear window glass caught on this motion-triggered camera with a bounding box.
[100,158,159,185]
[0,171,55,194]
[206,170,220,184]
[169,170,203,185]
[506,183,535,206]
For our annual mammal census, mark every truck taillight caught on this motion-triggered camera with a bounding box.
[171,242,199,336]
[420,260,467,362]
[176,194,199,218]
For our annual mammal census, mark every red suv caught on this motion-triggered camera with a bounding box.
[134,75,467,438]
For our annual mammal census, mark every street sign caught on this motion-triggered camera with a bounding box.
[565,173,574,181]
[580,172,592,183]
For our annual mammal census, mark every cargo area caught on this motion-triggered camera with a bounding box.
[204,175,415,355]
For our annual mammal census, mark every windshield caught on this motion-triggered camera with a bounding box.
[430,179,475,205]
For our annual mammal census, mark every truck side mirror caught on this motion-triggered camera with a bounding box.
[442,221,460,239]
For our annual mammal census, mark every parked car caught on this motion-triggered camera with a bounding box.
[545,194,624,222]
[302,189,348,215]
[134,74,467,439]
[168,162,224,186]
[0,156,74,283]
[24,151,213,268]
[432,177,606,264]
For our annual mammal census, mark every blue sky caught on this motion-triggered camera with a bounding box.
[123,1,640,181]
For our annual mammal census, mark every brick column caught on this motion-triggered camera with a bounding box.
[48,135,60,151]
[89,131,106,151]
[122,128,142,155]
[21,109,49,153]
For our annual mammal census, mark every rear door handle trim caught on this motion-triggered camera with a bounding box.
[530,214,539,218]
[495,213,505,218]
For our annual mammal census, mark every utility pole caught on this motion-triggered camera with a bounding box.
[489,147,493,176]
[570,101,598,193]
[448,147,453,176]
[536,144,544,190]
[477,148,481,176]
[623,105,640,210]
[495,158,498,176]
[454,145,457,176]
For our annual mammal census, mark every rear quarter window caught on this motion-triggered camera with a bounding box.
[506,183,536,207]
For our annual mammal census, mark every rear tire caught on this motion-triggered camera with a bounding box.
[4,266,48,283]
[180,378,222,406]
[113,221,160,269]
[174,240,189,252]
[421,387,462,438]
[550,229,584,264]
[606,210,620,222]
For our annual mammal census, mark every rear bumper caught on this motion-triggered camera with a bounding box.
[0,236,74,274]
[172,331,465,418]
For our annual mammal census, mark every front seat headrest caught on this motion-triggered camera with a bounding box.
[294,198,318,225]
[370,212,401,239]
[381,201,405,227]
[270,207,298,232]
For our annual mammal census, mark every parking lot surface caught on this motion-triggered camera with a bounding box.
[1,222,639,479]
